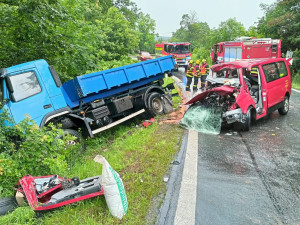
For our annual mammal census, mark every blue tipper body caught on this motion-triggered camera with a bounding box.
[1,56,175,127]
[61,56,175,108]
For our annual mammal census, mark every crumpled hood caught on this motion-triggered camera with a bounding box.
[186,86,235,105]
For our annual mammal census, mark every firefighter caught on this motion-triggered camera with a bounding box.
[193,60,201,91]
[199,59,209,90]
[186,60,195,93]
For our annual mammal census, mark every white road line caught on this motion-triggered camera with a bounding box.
[174,130,198,225]
[292,88,300,93]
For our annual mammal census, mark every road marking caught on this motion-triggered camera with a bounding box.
[174,130,198,225]
[292,88,300,94]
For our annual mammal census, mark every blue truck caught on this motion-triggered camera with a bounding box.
[0,56,175,138]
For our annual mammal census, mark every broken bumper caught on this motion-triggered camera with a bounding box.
[222,108,245,124]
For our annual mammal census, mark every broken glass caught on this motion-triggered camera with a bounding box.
[179,105,222,135]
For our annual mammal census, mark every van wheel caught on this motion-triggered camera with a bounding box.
[147,92,164,116]
[0,197,18,216]
[278,96,289,115]
[242,108,251,131]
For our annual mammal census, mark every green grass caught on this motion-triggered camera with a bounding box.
[0,77,184,224]
[292,74,300,90]
[1,119,184,225]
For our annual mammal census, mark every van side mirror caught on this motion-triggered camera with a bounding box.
[5,76,16,102]
[0,68,7,78]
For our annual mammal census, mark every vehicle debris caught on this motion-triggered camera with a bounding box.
[0,156,128,219]
[179,105,222,135]
[142,118,155,128]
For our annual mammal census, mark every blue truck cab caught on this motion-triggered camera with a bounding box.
[0,56,175,138]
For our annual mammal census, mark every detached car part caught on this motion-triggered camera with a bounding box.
[0,174,104,215]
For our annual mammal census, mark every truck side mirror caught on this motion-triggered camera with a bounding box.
[5,76,16,102]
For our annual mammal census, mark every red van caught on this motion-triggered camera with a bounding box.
[187,58,292,131]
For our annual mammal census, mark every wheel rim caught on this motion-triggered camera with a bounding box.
[67,140,78,146]
[151,97,163,114]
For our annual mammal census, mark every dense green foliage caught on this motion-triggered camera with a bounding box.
[0,111,80,196]
[257,0,300,74]
[170,1,300,75]
[0,0,156,81]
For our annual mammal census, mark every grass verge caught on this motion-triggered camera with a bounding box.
[1,119,184,225]
[292,74,300,90]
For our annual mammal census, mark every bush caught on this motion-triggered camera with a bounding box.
[0,111,80,196]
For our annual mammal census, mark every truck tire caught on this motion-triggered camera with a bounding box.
[147,92,164,116]
[278,96,289,115]
[63,129,86,151]
[0,197,18,216]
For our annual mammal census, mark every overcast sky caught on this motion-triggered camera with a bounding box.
[132,0,277,36]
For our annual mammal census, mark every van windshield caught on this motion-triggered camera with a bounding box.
[206,68,240,86]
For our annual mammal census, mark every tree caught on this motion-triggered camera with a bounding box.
[0,0,144,81]
[136,13,156,53]
[257,0,300,74]
[214,18,247,42]
[170,11,210,48]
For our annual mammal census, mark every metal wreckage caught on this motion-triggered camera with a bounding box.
[180,58,292,134]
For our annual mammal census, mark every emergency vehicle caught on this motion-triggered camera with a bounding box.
[155,42,192,69]
[210,37,281,64]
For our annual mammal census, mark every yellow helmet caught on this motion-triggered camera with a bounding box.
[251,67,258,75]
[196,60,200,64]
[202,59,206,63]
[189,60,194,64]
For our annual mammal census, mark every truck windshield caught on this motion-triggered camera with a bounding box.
[171,45,191,54]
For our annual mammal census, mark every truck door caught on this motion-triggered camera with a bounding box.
[261,61,288,108]
[6,69,54,126]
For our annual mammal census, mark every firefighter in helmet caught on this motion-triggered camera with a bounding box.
[199,59,209,90]
[193,60,201,91]
[186,60,195,93]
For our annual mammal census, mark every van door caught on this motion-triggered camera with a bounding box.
[261,61,289,107]
[6,69,54,126]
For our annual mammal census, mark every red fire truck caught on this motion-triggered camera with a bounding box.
[155,42,192,69]
[210,37,281,64]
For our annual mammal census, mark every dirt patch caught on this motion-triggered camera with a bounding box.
[159,91,188,125]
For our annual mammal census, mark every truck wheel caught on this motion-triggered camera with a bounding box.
[147,92,164,116]
[242,108,251,131]
[63,129,86,150]
[0,197,18,216]
[278,96,289,115]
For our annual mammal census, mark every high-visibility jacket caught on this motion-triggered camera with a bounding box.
[194,64,200,77]
[199,63,209,75]
[186,64,194,77]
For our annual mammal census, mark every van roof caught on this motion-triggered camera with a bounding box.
[211,58,286,71]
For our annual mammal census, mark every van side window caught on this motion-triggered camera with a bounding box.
[262,61,287,83]
[9,71,42,102]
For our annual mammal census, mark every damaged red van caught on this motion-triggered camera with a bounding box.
[187,58,292,131]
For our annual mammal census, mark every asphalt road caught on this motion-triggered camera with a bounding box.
[196,90,300,225]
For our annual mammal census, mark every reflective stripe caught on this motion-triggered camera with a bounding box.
[199,63,209,75]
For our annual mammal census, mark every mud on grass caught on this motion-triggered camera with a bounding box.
[0,120,184,225]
